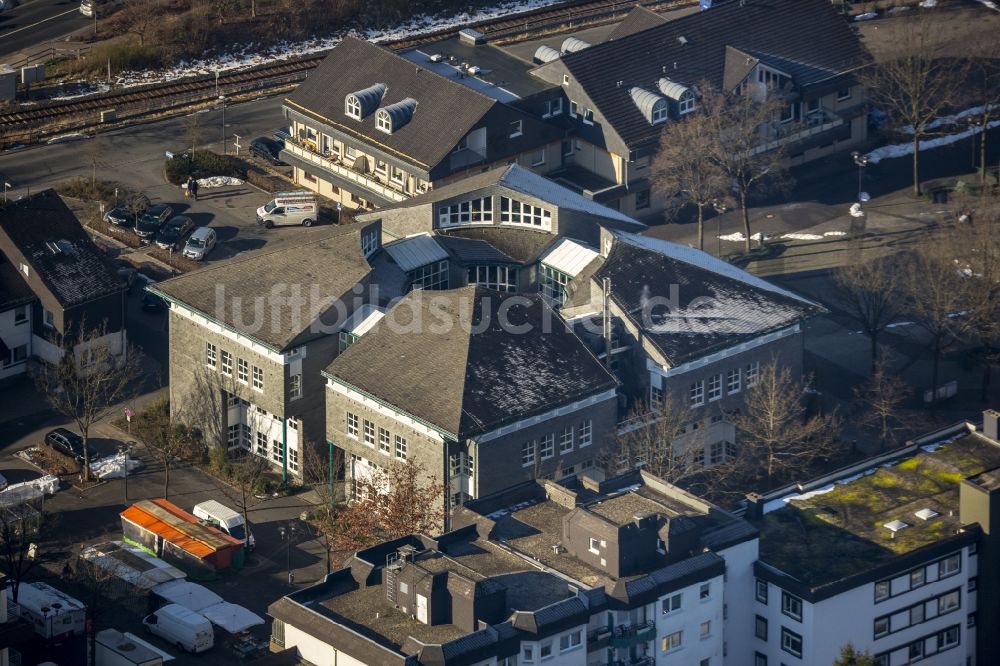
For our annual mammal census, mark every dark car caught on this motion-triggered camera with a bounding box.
[45,428,98,462]
[154,216,195,250]
[141,292,167,313]
[250,137,286,166]
[133,204,174,240]
[104,193,150,226]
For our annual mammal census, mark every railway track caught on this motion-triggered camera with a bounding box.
[0,0,692,146]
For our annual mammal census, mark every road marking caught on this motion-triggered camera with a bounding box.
[2,6,83,38]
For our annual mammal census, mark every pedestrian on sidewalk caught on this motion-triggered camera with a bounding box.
[190,177,199,201]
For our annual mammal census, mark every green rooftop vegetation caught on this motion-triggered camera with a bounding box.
[757,433,1000,588]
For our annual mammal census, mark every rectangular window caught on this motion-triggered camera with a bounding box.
[662,593,681,614]
[837,87,852,101]
[727,368,741,394]
[756,579,768,604]
[661,631,682,652]
[288,446,299,472]
[559,426,573,453]
[559,631,581,651]
[874,580,890,602]
[363,420,375,447]
[539,264,571,305]
[583,108,594,125]
[530,149,546,167]
[255,431,267,457]
[539,642,551,658]
[874,616,889,639]
[391,166,405,184]
[755,615,768,640]
[206,342,217,368]
[521,440,536,467]
[539,434,554,460]
[939,554,961,578]
[690,380,705,407]
[43,308,54,329]
[509,120,523,138]
[235,357,248,383]
[438,197,493,227]
[910,567,926,589]
[746,361,760,387]
[220,350,232,376]
[700,583,710,600]
[781,628,803,658]
[755,654,767,666]
[289,374,301,399]
[252,365,264,391]
[499,196,552,228]
[395,435,407,460]
[13,305,27,324]
[910,604,924,625]
[569,100,578,117]
[378,427,391,455]
[271,439,284,464]
[346,412,359,438]
[589,537,600,554]
[938,625,959,649]
[578,420,592,447]
[781,592,803,622]
[467,264,518,292]
[938,589,960,614]
[700,621,711,637]
[409,260,449,291]
[635,189,650,210]
[708,373,722,401]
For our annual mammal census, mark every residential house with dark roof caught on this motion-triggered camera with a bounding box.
[148,223,385,481]
[526,0,870,216]
[744,409,1000,666]
[323,286,619,511]
[0,191,126,381]
[268,469,759,666]
[280,36,563,210]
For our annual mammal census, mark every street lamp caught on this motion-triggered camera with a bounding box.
[279,523,297,586]
[851,151,870,209]
[119,442,133,502]
[712,199,728,257]
[3,181,10,205]
[219,95,227,155]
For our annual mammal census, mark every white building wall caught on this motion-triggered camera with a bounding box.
[753,545,976,666]
[518,623,588,665]
[654,575,725,665]
[718,538,758,665]
[284,624,376,666]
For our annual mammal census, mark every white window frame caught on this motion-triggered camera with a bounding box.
[206,342,217,368]
[588,537,600,554]
[530,148,546,167]
[289,373,302,400]
[679,92,695,114]
[220,350,232,376]
[539,433,554,460]
[662,593,681,614]
[395,435,407,460]
[652,101,668,124]
[781,592,803,622]
[559,427,574,454]
[746,361,760,387]
[391,166,406,184]
[252,365,264,391]
[780,628,803,658]
[707,373,722,401]
[689,380,705,407]
[376,110,392,134]
[509,120,523,138]
[521,440,536,467]
[346,95,362,119]
[578,420,592,447]
[378,427,391,455]
[363,419,375,447]
[662,631,682,653]
[237,358,248,384]
[583,108,594,125]
[346,412,359,438]
[837,87,852,101]
[727,368,741,394]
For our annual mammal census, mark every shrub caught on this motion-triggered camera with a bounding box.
[69,41,165,76]
[147,245,202,273]
[56,177,122,203]
[165,150,247,185]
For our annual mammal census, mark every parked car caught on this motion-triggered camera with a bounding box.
[133,204,174,241]
[154,216,195,250]
[104,193,150,226]
[116,266,137,292]
[44,428,98,462]
[141,293,167,313]
[250,137,286,166]
[182,227,216,261]
[272,126,292,142]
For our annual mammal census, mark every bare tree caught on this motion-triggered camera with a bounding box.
[316,458,445,567]
[966,37,1000,186]
[83,132,106,195]
[862,17,967,196]
[74,546,132,666]
[133,398,198,499]
[183,113,203,156]
[613,393,706,484]
[225,450,269,551]
[853,362,911,450]
[36,320,140,482]
[652,97,731,250]
[833,255,901,372]
[729,360,840,487]
[121,0,159,47]
[301,442,344,574]
[703,85,787,253]
[0,498,46,604]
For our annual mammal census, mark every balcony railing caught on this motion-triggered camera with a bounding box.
[608,620,656,648]
[751,109,845,155]
[611,657,654,666]
[281,143,408,203]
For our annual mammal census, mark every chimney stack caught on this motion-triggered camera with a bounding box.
[984,409,999,442]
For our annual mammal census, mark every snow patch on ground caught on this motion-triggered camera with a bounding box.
[46,133,91,144]
[781,233,823,240]
[824,231,847,237]
[867,119,1000,163]
[51,83,111,101]
[115,0,565,87]
[886,321,916,329]
[974,0,998,10]
[919,0,937,7]
[194,176,244,188]
[718,232,769,242]
[90,453,144,480]
[903,104,998,134]
[854,11,878,20]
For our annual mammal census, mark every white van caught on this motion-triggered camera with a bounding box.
[143,604,214,653]
[193,500,254,550]
[256,191,318,228]
[182,227,216,261]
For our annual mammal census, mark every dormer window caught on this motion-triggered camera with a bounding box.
[374,98,417,135]
[376,110,391,133]
[652,100,668,124]
[346,95,362,120]
[679,91,696,114]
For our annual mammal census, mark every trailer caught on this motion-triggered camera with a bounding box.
[7,581,85,641]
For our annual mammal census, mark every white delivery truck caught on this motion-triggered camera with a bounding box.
[256,191,318,228]
[193,500,254,551]
[143,604,214,653]
[7,581,86,641]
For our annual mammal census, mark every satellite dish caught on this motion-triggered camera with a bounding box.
[859,192,871,202]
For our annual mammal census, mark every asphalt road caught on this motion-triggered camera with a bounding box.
[0,0,91,62]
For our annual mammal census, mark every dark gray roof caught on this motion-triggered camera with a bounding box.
[553,0,869,149]
[620,551,725,599]
[287,37,508,172]
[152,226,371,350]
[0,191,122,308]
[0,260,35,311]
[440,227,557,265]
[606,5,668,41]
[325,286,617,438]
[434,235,518,265]
[594,234,820,366]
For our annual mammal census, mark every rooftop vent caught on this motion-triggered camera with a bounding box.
[45,239,75,257]
[561,37,591,54]
[914,508,940,521]
[677,36,688,45]
[884,520,909,538]
[533,45,561,64]
[459,28,485,45]
[428,53,443,63]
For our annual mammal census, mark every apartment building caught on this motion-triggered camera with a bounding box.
[323,285,619,512]
[280,36,563,210]
[746,410,1000,666]
[0,190,127,381]
[528,0,870,216]
[149,224,384,481]
[268,469,759,666]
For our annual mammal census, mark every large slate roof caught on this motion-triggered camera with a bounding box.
[0,260,35,311]
[594,233,821,366]
[151,226,371,351]
[285,37,498,171]
[325,286,616,438]
[552,0,869,149]
[606,5,668,41]
[0,190,122,308]
[440,226,558,265]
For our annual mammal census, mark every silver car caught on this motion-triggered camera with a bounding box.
[182,227,216,260]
